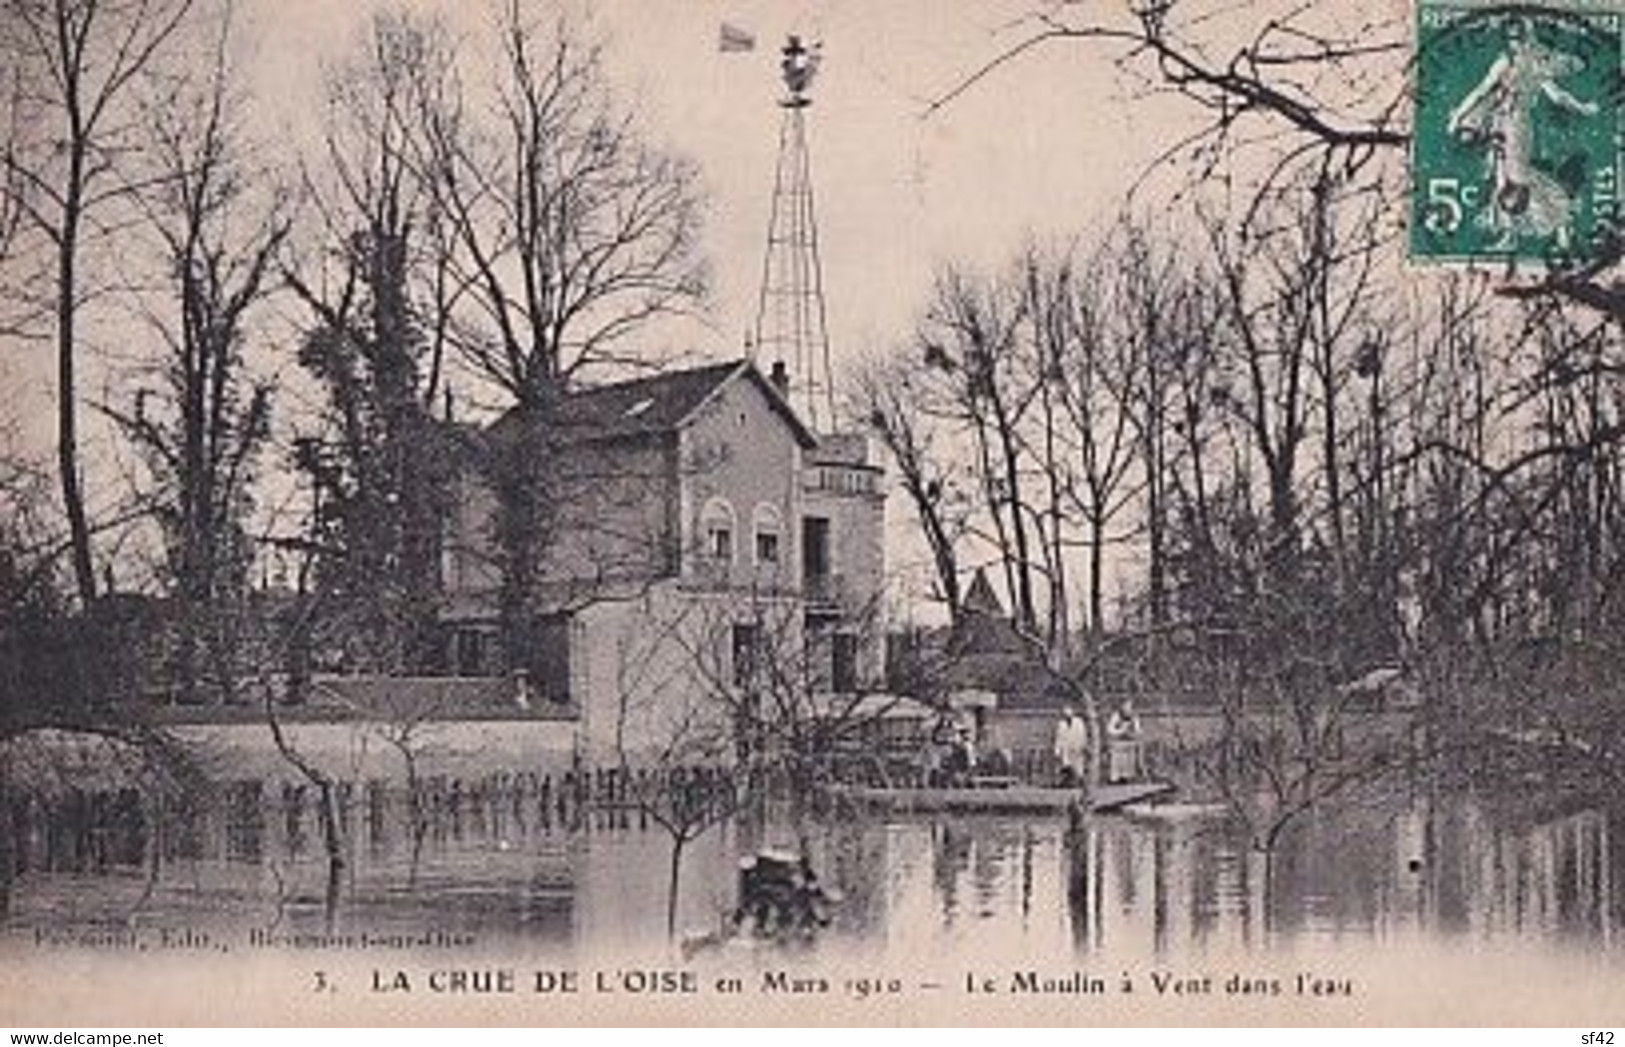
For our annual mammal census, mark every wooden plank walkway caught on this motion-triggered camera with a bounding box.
[829,779,1175,815]
[1091,780,1179,813]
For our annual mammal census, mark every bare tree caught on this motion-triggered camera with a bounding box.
[287,10,460,675]
[918,261,1046,635]
[1,65,33,336]
[1012,245,1076,648]
[0,0,195,607]
[298,7,456,409]
[604,594,740,938]
[1055,231,1153,634]
[418,2,708,401]
[851,352,971,619]
[100,3,285,702]
[263,679,346,932]
[1206,611,1409,855]
[936,3,1406,185]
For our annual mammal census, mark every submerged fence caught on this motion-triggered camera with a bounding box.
[0,762,741,879]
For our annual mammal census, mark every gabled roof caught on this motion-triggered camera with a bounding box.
[950,568,1028,658]
[488,359,817,448]
[962,568,1006,619]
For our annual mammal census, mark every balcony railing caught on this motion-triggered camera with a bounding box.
[803,572,845,611]
[803,465,881,497]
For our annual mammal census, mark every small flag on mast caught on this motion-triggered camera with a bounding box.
[719,22,756,52]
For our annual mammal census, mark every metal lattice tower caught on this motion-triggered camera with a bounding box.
[754,35,836,431]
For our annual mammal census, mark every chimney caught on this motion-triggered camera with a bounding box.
[769,360,790,399]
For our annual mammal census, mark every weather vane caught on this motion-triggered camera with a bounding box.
[779,34,821,107]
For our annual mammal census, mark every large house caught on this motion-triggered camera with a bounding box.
[435,358,886,761]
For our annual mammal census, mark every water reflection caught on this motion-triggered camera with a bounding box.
[2,779,1620,963]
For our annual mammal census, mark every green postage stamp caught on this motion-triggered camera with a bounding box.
[1412,1,1623,265]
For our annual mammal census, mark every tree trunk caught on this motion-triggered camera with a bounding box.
[267,687,346,930]
[665,837,685,939]
[1245,847,1274,947]
[1088,511,1106,637]
[317,780,344,933]
[1144,383,1167,626]
[58,163,96,607]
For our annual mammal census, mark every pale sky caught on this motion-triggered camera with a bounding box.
[246,0,1201,379]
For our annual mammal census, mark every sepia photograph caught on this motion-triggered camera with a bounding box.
[1,0,1622,1027]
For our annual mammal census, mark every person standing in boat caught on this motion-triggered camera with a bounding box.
[1054,710,1088,786]
[1105,700,1143,783]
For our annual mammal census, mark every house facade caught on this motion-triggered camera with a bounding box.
[438,358,887,762]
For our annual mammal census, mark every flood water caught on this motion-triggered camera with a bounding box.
[3,775,1620,968]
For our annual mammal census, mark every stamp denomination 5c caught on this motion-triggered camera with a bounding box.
[1412,1,1622,264]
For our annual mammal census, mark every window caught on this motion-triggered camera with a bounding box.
[530,614,572,704]
[732,623,762,687]
[699,497,736,565]
[710,525,734,561]
[453,627,496,678]
[752,503,784,566]
[832,632,859,693]
[802,516,831,582]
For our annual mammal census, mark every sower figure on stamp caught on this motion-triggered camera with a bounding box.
[1447,16,1599,249]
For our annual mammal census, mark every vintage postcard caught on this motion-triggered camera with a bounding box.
[2,0,1623,1028]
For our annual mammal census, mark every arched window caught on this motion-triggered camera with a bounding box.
[752,502,784,566]
[700,496,736,564]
